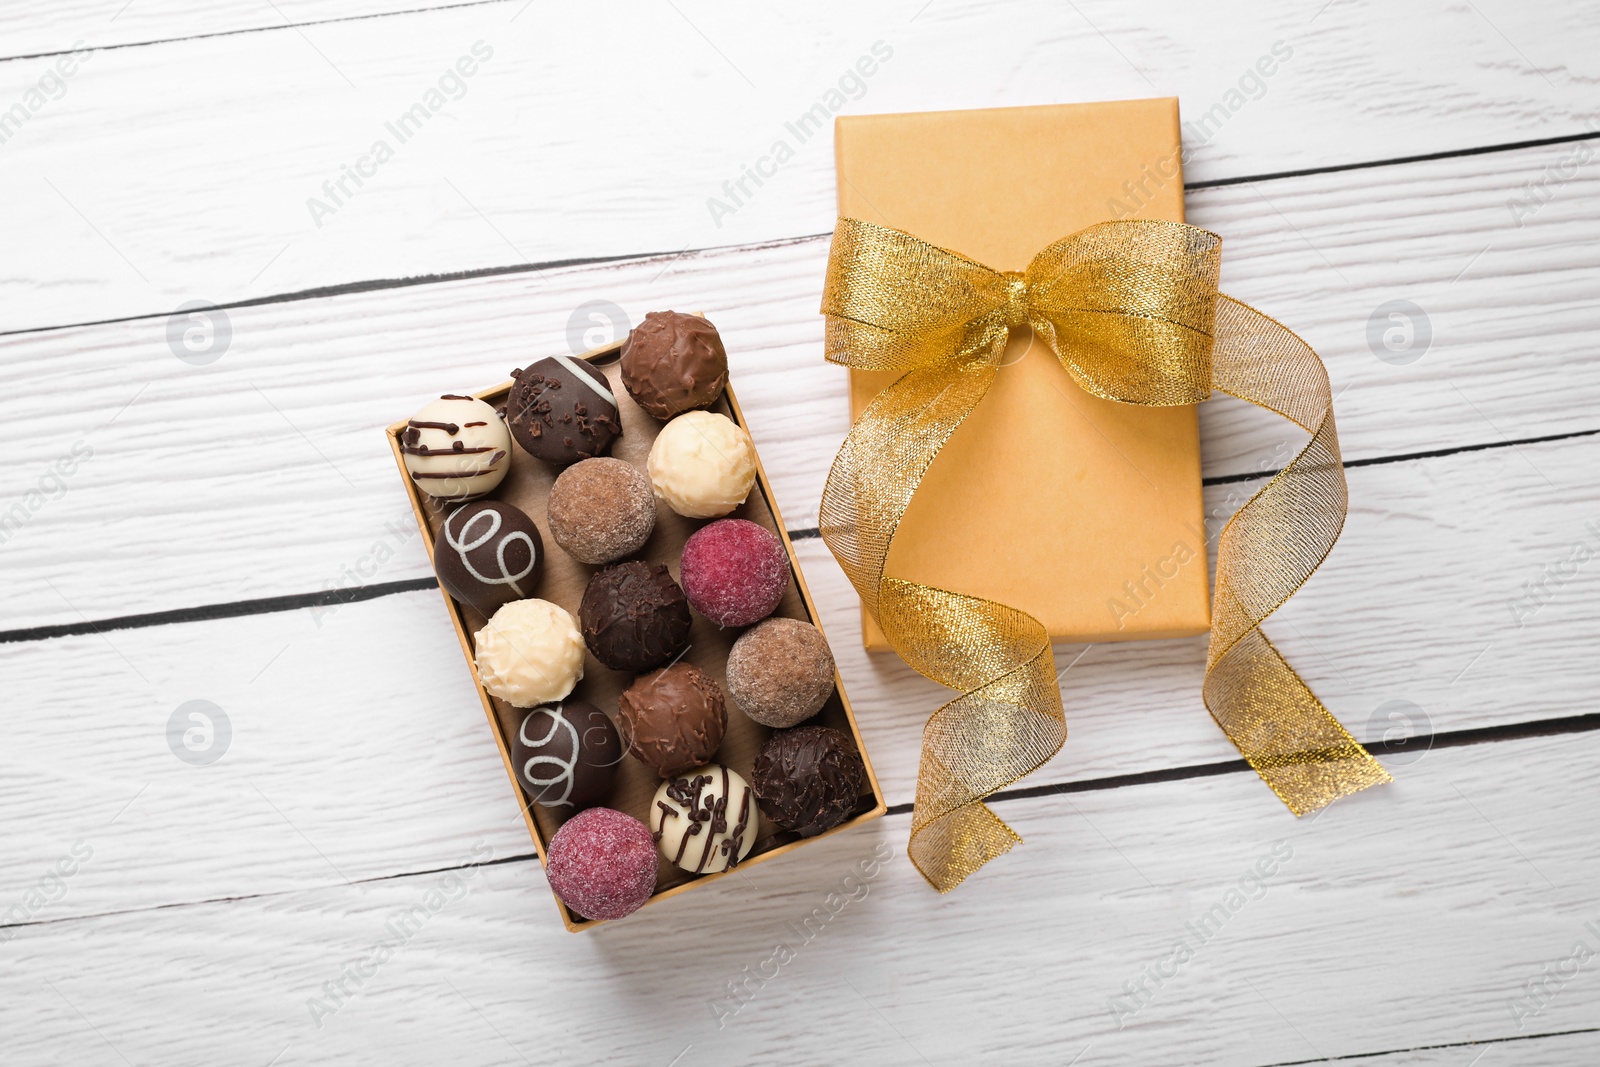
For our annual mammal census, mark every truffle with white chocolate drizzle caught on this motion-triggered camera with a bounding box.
[505,355,622,466]
[649,763,758,874]
[509,701,621,810]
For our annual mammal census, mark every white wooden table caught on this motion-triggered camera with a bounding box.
[3,3,1597,1064]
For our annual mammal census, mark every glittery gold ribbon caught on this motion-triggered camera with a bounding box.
[819,217,1391,892]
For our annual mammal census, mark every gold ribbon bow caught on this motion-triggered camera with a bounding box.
[819,217,1391,893]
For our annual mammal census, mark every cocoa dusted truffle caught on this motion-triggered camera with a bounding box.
[725,617,836,728]
[752,726,866,837]
[509,701,620,810]
[547,458,656,565]
[579,561,692,672]
[620,310,729,420]
[506,355,622,466]
[617,663,727,777]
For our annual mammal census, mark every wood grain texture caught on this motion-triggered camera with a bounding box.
[1,0,1596,331]
[2,431,1594,923]
[2,135,1598,633]
[4,733,1598,1067]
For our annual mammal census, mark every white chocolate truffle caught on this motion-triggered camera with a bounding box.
[646,411,757,519]
[402,395,512,502]
[649,764,759,874]
[474,599,585,707]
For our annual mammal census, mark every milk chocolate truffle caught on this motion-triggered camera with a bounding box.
[725,617,835,728]
[579,561,692,672]
[510,701,620,810]
[649,764,758,874]
[435,500,543,617]
[546,807,657,921]
[752,726,865,837]
[401,395,511,502]
[506,355,622,466]
[620,311,730,420]
[646,410,757,519]
[680,519,791,627]
[617,663,727,777]
[474,598,585,707]
[547,458,656,565]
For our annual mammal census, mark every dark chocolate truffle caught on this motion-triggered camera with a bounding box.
[752,726,866,837]
[619,311,729,420]
[547,458,656,565]
[509,701,621,810]
[579,561,692,672]
[725,617,836,728]
[434,500,544,617]
[617,663,727,777]
[506,355,622,466]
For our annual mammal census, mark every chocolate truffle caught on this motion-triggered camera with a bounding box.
[620,311,730,420]
[680,518,791,627]
[752,726,865,837]
[401,395,511,502]
[435,500,543,617]
[649,764,758,874]
[510,701,621,810]
[546,807,657,921]
[725,617,836,728]
[474,598,585,707]
[579,561,692,672]
[617,663,727,777]
[646,410,757,519]
[547,458,656,565]
[506,354,623,466]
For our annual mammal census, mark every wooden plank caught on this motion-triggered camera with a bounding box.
[2,135,1597,630]
[5,732,1597,1066]
[1,0,1596,330]
[2,432,1594,920]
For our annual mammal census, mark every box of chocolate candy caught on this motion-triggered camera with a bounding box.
[386,311,886,930]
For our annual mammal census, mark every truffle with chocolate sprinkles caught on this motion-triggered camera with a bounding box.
[649,764,758,874]
[545,807,657,921]
[752,726,865,838]
[547,457,656,565]
[506,355,622,466]
[725,617,836,728]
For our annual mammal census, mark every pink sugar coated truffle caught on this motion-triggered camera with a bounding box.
[545,807,658,922]
[679,519,791,627]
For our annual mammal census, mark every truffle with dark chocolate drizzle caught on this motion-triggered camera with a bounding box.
[648,763,758,874]
[505,355,622,466]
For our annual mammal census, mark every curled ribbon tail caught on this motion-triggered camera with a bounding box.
[1205,295,1391,812]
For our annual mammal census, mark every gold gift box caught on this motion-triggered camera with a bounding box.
[835,99,1211,650]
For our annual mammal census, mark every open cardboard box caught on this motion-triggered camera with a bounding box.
[386,335,887,931]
